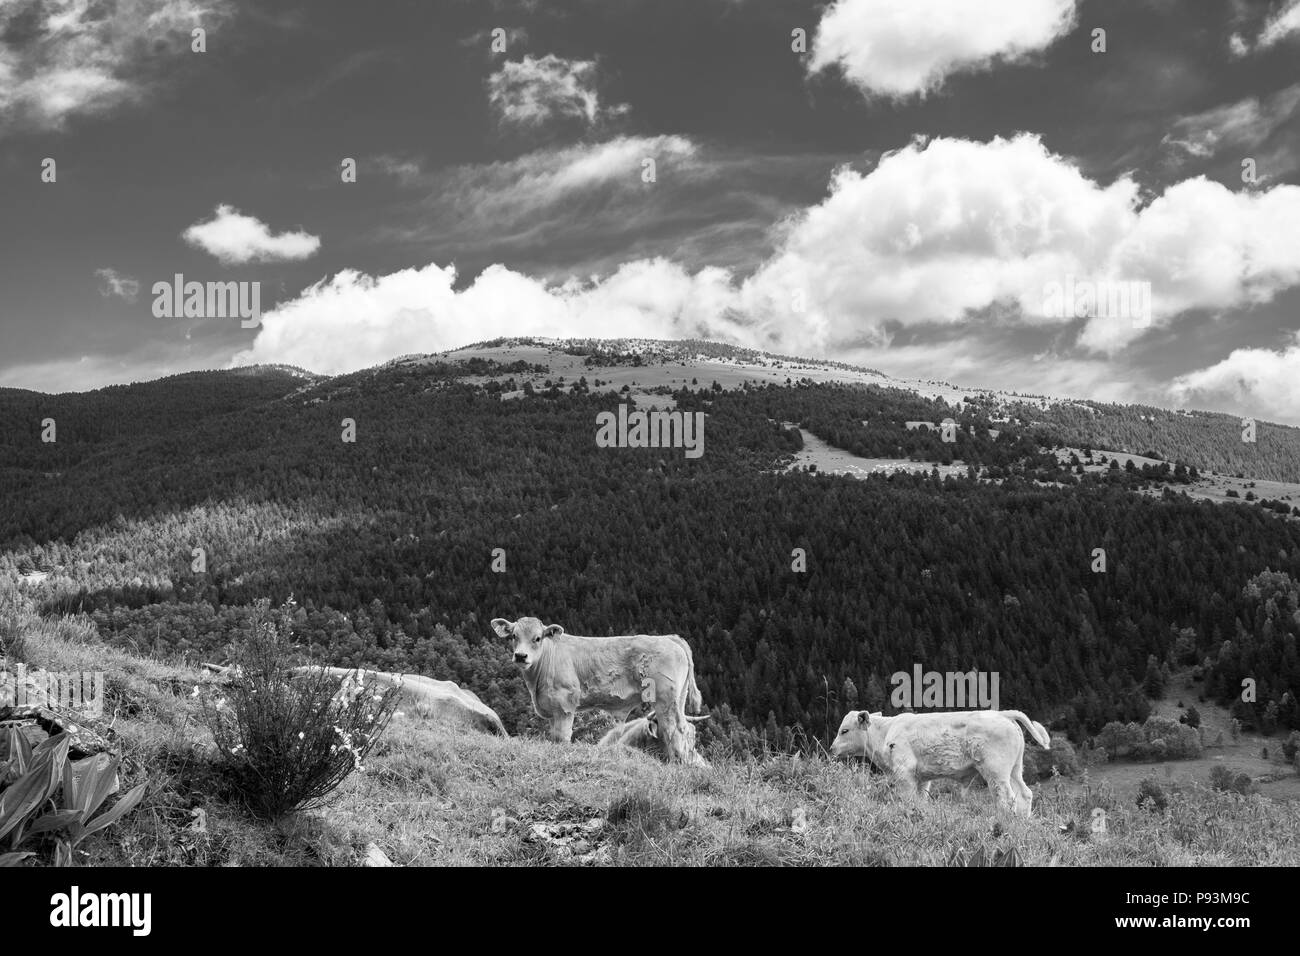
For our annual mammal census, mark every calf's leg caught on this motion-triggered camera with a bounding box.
[983,769,1020,815]
[1010,748,1034,815]
[888,750,926,804]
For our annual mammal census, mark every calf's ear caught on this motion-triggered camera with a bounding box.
[490,618,513,638]
[857,711,870,727]
[542,624,565,639]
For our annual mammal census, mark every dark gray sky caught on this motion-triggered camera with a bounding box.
[1,0,1298,421]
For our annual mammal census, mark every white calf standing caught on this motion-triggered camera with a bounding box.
[831,709,1050,816]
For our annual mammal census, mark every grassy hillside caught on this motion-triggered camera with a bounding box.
[6,596,1300,867]
[3,354,1300,748]
[990,397,1300,483]
[437,341,1300,483]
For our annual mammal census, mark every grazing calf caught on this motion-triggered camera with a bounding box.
[831,709,1050,816]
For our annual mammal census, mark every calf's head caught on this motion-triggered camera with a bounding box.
[632,713,658,745]
[831,710,873,759]
[641,712,708,744]
[491,616,563,667]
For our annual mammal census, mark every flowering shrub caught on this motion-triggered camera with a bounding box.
[202,599,399,819]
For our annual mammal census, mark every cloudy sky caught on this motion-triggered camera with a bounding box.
[2,0,1299,422]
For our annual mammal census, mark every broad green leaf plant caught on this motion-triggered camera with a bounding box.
[0,729,146,866]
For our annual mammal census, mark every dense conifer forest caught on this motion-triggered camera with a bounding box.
[2,356,1298,751]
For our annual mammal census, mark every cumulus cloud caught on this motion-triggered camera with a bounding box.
[739,135,1300,356]
[230,259,749,375]
[487,54,627,127]
[1169,335,1300,421]
[0,0,232,133]
[1091,178,1300,347]
[95,267,140,303]
[742,134,1134,341]
[808,0,1077,99]
[182,204,321,265]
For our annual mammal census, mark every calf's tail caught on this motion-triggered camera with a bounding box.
[669,634,704,713]
[684,649,703,714]
[1000,710,1051,748]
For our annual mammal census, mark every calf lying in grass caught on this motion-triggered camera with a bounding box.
[598,713,711,767]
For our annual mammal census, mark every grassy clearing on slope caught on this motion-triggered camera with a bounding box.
[1044,669,1300,804]
[784,426,971,479]
[6,597,1300,867]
